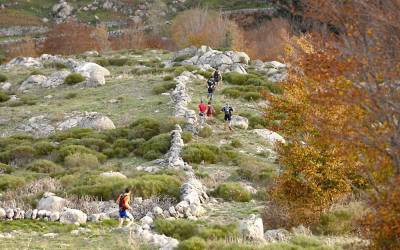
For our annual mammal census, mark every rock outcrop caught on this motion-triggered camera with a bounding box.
[19,70,70,91]
[252,129,286,145]
[252,60,287,82]
[60,208,87,225]
[37,192,67,213]
[238,214,265,242]
[52,0,73,23]
[231,115,249,130]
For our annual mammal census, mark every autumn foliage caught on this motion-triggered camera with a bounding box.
[170,8,243,50]
[266,0,400,247]
[43,21,109,55]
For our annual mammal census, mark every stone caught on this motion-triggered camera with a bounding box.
[291,225,312,236]
[25,209,33,219]
[42,70,70,88]
[50,212,61,221]
[7,57,42,68]
[264,229,291,243]
[75,62,110,78]
[238,214,265,241]
[153,206,163,216]
[18,115,55,137]
[100,171,127,179]
[0,208,6,219]
[43,233,58,238]
[5,208,14,219]
[1,82,11,91]
[78,112,116,130]
[252,129,286,145]
[19,75,47,91]
[37,194,67,212]
[86,69,106,87]
[60,208,87,225]
[168,206,177,217]
[32,209,38,219]
[52,1,73,22]
[231,115,249,130]
[140,215,153,225]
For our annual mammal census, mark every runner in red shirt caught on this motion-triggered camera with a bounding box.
[198,100,207,127]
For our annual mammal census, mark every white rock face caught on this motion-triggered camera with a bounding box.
[50,212,61,222]
[18,115,55,137]
[253,60,287,82]
[175,46,250,74]
[0,208,6,219]
[253,129,285,145]
[76,62,110,78]
[86,69,105,87]
[6,57,42,68]
[37,193,67,212]
[140,215,153,225]
[231,115,249,130]
[238,215,265,241]
[19,75,47,91]
[1,82,11,91]
[52,0,73,22]
[100,171,127,179]
[60,208,87,225]
[57,112,115,131]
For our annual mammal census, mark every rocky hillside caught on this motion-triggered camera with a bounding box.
[0,45,367,249]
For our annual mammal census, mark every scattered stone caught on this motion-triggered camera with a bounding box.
[238,214,265,242]
[100,171,127,179]
[231,115,249,130]
[252,129,286,145]
[60,208,87,225]
[6,57,42,68]
[43,233,58,238]
[140,215,153,225]
[264,229,291,243]
[0,208,6,219]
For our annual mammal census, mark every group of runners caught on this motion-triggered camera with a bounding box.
[198,69,234,131]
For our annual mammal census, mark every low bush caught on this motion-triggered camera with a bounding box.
[154,219,199,240]
[173,54,192,63]
[64,73,85,85]
[198,127,212,138]
[138,133,171,160]
[198,224,238,240]
[30,70,44,76]
[182,144,219,164]
[222,88,241,98]
[95,58,110,67]
[152,82,176,94]
[129,174,182,198]
[58,145,106,162]
[9,145,36,166]
[109,58,129,66]
[28,159,64,174]
[129,118,161,140]
[0,174,26,191]
[64,153,100,170]
[236,155,276,184]
[177,237,206,250]
[34,141,55,156]
[239,112,269,129]
[0,73,8,82]
[0,90,10,102]
[243,91,262,101]
[0,163,13,174]
[230,139,242,148]
[181,132,193,143]
[214,182,252,202]
[163,75,174,81]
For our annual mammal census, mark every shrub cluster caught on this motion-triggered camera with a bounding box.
[0,73,7,82]
[182,144,238,164]
[64,73,85,85]
[235,155,276,184]
[152,82,176,95]
[0,90,10,102]
[213,182,252,202]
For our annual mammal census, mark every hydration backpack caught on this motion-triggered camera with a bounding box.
[118,194,127,209]
[207,78,215,88]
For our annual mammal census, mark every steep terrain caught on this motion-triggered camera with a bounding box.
[0,46,367,249]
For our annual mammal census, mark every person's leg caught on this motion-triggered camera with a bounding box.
[118,218,124,228]
[125,211,134,227]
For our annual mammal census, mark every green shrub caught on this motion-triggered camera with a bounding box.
[0,174,26,191]
[65,92,78,99]
[58,145,106,162]
[198,126,213,138]
[177,237,206,250]
[243,92,262,101]
[109,58,129,66]
[129,174,182,198]
[266,83,283,94]
[34,141,55,156]
[199,224,238,240]
[95,58,110,67]
[315,203,364,236]
[181,131,193,143]
[139,133,171,160]
[173,55,192,62]
[223,72,248,85]
[222,88,241,98]
[196,70,213,79]
[51,128,94,141]
[64,153,100,170]
[79,138,110,152]
[30,70,44,76]
[54,62,68,69]
[163,75,174,81]
[20,95,37,106]
[9,145,36,165]
[239,112,268,129]
[0,73,8,82]
[235,155,276,184]
[28,159,64,174]
[154,219,199,240]
[214,182,251,202]
[129,118,161,140]
[230,139,242,148]
[0,163,13,174]
[0,90,10,102]
[152,82,176,94]
[182,144,219,164]
[64,73,85,85]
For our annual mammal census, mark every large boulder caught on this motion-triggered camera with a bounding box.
[231,115,249,130]
[60,208,87,225]
[253,129,285,145]
[6,57,42,68]
[52,0,73,22]
[75,62,110,78]
[19,75,47,91]
[252,60,287,82]
[18,115,55,137]
[238,215,265,241]
[0,207,6,219]
[42,70,70,88]
[264,229,291,243]
[37,192,67,212]
[57,112,115,131]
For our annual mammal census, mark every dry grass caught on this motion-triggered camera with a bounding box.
[0,9,42,27]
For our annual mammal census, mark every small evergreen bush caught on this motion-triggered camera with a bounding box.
[163,75,174,81]
[214,182,251,202]
[177,237,206,250]
[182,144,219,164]
[0,73,8,82]
[181,131,193,143]
[28,159,64,174]
[154,219,199,240]
[64,153,100,170]
[0,90,10,102]
[0,174,26,191]
[34,141,55,156]
[198,127,212,138]
[109,58,129,66]
[64,73,85,85]
[152,82,176,94]
[0,163,13,174]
